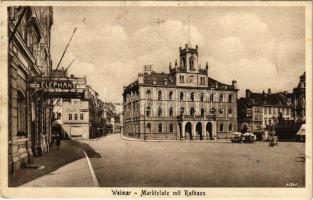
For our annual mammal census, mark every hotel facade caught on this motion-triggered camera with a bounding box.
[123,44,238,140]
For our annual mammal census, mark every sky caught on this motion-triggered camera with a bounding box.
[51,6,305,103]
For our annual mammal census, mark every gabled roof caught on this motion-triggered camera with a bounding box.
[240,91,292,107]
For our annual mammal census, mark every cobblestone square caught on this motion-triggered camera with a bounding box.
[84,134,305,187]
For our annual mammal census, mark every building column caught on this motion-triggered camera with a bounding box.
[181,121,186,139]
[202,122,208,140]
[192,121,196,140]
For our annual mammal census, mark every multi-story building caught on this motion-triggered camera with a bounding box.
[8,6,53,173]
[123,44,238,140]
[293,72,305,125]
[52,82,105,139]
[238,89,293,139]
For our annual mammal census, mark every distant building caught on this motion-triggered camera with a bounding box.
[113,102,123,133]
[123,44,238,140]
[293,72,305,125]
[51,75,106,139]
[8,6,53,173]
[238,88,293,139]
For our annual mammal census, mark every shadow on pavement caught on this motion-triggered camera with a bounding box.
[9,138,101,187]
[69,139,102,158]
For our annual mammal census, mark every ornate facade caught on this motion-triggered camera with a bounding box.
[293,72,305,125]
[8,6,53,173]
[123,44,238,140]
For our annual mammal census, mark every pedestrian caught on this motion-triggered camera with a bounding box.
[55,131,62,150]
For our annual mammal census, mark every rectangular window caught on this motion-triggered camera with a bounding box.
[80,113,84,120]
[269,107,272,114]
[74,114,78,120]
[264,108,267,114]
[287,108,289,115]
[69,114,72,120]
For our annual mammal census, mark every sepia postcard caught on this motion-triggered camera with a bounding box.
[0,1,312,199]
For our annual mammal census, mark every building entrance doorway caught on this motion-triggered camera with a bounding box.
[196,122,203,140]
[185,122,192,140]
[206,122,213,140]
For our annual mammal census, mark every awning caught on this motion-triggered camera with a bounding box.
[296,124,306,136]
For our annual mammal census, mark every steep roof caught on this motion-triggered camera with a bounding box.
[142,72,176,86]
[240,92,292,107]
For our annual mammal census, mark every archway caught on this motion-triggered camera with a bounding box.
[185,122,192,140]
[206,122,213,140]
[196,122,203,140]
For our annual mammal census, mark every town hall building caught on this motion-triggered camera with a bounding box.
[123,44,238,140]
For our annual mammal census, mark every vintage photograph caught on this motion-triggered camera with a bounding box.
[1,1,312,199]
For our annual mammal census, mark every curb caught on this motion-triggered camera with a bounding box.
[120,134,231,143]
[83,150,99,187]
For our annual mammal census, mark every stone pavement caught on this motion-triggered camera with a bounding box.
[9,140,97,187]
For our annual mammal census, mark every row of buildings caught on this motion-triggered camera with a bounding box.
[123,44,306,141]
[7,6,122,174]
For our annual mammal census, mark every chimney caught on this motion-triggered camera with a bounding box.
[185,43,188,49]
[196,45,198,49]
[138,73,144,84]
[232,80,237,89]
[175,59,178,68]
[268,88,271,94]
[246,89,251,99]
[169,62,172,70]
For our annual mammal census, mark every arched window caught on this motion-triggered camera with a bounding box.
[169,91,173,100]
[201,108,205,117]
[190,92,195,101]
[169,107,173,117]
[229,123,233,131]
[210,93,214,102]
[158,107,162,117]
[146,90,151,99]
[158,123,163,133]
[219,94,223,102]
[146,106,151,117]
[180,92,184,101]
[180,107,185,116]
[200,93,204,102]
[190,107,195,116]
[169,123,174,133]
[158,90,162,100]
[146,123,151,133]
[228,94,232,103]
[220,123,224,132]
[228,108,232,114]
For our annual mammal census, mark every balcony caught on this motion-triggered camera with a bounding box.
[177,114,216,121]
